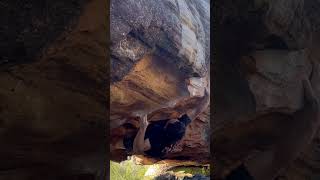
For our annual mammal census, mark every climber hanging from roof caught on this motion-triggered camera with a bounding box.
[121,78,210,159]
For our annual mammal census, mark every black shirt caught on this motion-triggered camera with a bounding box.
[123,114,191,158]
[144,114,191,158]
[144,119,169,157]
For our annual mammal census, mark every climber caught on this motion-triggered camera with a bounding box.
[225,76,320,180]
[123,88,210,158]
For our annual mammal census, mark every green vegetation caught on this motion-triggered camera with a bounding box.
[110,160,152,180]
[170,166,210,176]
[110,160,210,180]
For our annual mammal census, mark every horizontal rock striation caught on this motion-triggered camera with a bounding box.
[110,0,210,163]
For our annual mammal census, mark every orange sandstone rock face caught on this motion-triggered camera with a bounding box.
[110,55,190,128]
[109,54,210,163]
[110,0,210,163]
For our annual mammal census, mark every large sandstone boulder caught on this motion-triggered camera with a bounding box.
[0,0,107,179]
[110,0,210,163]
[213,0,320,179]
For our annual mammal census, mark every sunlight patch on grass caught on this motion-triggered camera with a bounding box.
[170,166,210,176]
[110,160,152,180]
[110,159,210,180]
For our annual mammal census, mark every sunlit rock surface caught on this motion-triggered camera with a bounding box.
[110,0,210,163]
[214,0,320,179]
[111,0,210,83]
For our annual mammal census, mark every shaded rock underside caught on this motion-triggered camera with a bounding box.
[213,0,320,179]
[0,0,108,179]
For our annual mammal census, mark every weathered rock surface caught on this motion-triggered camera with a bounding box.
[110,0,210,163]
[0,0,89,65]
[0,0,107,179]
[110,0,210,83]
[213,0,320,179]
[246,50,312,114]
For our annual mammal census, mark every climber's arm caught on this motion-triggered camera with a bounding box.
[147,79,209,121]
[133,114,151,154]
[185,89,210,120]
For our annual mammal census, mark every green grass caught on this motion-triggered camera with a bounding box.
[110,160,210,180]
[110,160,152,180]
[169,166,210,176]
